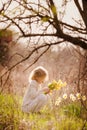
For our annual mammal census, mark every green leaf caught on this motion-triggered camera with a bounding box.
[51,5,57,15]
[41,16,50,22]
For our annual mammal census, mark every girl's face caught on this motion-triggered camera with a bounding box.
[36,77,45,84]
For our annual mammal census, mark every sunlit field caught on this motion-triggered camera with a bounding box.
[0,92,87,130]
[0,0,87,130]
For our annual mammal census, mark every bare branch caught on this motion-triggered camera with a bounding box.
[0,40,64,78]
[24,45,50,71]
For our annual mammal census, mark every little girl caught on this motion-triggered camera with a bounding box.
[22,66,50,113]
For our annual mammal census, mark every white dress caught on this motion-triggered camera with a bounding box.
[22,80,50,113]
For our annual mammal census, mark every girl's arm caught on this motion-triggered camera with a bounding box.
[41,87,50,94]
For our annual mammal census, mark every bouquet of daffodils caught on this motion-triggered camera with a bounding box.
[48,79,67,91]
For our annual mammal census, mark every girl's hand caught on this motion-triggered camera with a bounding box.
[42,87,50,94]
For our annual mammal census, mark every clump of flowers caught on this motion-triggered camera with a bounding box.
[48,79,67,91]
[55,92,87,106]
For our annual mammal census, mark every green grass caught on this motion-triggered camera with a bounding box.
[0,93,87,130]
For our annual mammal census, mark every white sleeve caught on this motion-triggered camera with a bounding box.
[23,81,40,105]
[28,85,39,99]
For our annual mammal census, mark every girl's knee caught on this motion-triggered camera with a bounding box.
[38,94,47,103]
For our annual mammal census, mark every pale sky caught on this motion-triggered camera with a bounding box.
[0,0,83,26]
[0,0,84,40]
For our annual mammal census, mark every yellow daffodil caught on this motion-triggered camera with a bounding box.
[48,79,67,90]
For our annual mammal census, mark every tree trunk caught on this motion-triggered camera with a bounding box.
[82,0,87,30]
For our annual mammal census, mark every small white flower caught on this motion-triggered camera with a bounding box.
[76,93,81,100]
[70,94,74,98]
[57,97,62,102]
[71,96,76,102]
[55,97,62,106]
[70,94,76,102]
[82,95,86,101]
[55,101,60,106]
[63,94,67,99]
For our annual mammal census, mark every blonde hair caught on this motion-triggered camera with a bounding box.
[29,66,48,82]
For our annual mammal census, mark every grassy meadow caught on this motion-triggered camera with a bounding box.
[0,93,87,130]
